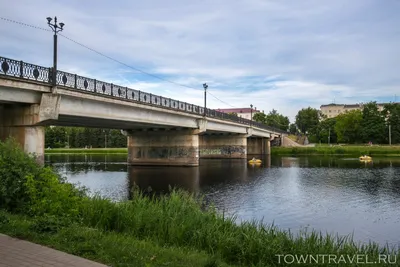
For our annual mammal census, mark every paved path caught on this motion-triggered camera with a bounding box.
[0,234,108,267]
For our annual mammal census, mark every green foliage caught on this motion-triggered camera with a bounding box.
[0,211,233,267]
[253,109,290,131]
[289,123,297,134]
[0,138,41,212]
[316,118,337,143]
[271,145,400,156]
[45,126,127,149]
[252,112,266,123]
[383,103,400,144]
[45,148,128,154]
[295,107,321,134]
[334,110,363,143]
[227,112,238,117]
[361,102,386,143]
[0,138,86,216]
[30,214,70,234]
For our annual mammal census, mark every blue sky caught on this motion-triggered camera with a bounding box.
[1,0,399,122]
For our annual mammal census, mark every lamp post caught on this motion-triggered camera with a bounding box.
[103,130,107,148]
[203,83,208,116]
[250,104,253,126]
[46,16,65,87]
[388,111,392,146]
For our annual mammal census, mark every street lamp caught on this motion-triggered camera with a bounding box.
[47,16,65,86]
[103,129,107,148]
[250,104,253,126]
[388,110,392,146]
[203,83,208,116]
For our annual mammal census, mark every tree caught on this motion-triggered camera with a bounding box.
[382,103,400,144]
[289,123,297,135]
[295,107,321,134]
[227,112,238,117]
[253,110,290,131]
[317,117,337,144]
[253,112,267,124]
[265,109,290,131]
[335,110,362,143]
[360,102,386,144]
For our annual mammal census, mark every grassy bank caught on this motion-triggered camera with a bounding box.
[272,145,400,156]
[0,211,232,267]
[45,148,128,154]
[1,139,399,266]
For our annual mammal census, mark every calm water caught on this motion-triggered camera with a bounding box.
[46,154,400,248]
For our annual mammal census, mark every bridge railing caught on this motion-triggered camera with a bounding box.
[0,56,286,134]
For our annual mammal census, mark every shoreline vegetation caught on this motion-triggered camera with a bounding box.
[1,139,399,266]
[45,146,400,157]
[271,145,400,156]
[45,148,128,154]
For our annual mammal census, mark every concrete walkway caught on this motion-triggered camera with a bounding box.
[0,234,108,267]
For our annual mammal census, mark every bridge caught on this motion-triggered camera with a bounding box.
[0,56,285,166]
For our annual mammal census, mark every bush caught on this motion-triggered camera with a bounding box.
[0,138,86,217]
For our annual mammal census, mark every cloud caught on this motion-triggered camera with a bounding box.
[1,0,399,121]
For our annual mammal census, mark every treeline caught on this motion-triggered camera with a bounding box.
[292,102,400,144]
[45,127,127,148]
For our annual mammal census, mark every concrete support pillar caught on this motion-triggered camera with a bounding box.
[247,137,263,154]
[127,129,199,166]
[0,104,45,164]
[199,134,247,158]
[265,138,271,155]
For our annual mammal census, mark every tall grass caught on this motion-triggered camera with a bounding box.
[1,138,399,266]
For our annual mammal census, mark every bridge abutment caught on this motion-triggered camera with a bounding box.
[127,129,200,166]
[199,134,247,158]
[0,104,45,164]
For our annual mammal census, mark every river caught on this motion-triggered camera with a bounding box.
[45,154,400,249]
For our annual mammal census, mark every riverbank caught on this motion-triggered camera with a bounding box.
[45,148,128,154]
[1,139,399,266]
[272,145,400,156]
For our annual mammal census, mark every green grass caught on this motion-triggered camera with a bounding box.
[0,211,233,267]
[45,148,128,154]
[272,145,400,156]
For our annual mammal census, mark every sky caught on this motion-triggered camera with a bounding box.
[1,0,399,122]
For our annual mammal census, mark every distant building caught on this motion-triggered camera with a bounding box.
[320,103,396,118]
[216,108,260,120]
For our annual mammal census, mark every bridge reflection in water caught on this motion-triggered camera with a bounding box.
[128,155,271,197]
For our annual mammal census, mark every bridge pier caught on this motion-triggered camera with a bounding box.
[127,129,200,166]
[247,137,271,155]
[199,134,247,158]
[0,104,45,164]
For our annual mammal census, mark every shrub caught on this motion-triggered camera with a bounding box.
[0,138,86,217]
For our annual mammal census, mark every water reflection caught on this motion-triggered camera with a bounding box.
[45,154,400,248]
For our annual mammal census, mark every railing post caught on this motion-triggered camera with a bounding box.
[19,61,23,78]
[74,74,77,89]
[111,83,114,96]
[94,79,97,92]
[48,68,52,84]
[138,91,141,102]
[126,87,128,99]
[149,93,152,104]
